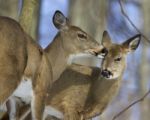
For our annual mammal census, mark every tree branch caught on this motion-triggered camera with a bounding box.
[112,89,150,120]
[119,0,150,44]
[112,1,150,119]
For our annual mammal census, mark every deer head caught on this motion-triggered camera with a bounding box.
[52,10,102,56]
[101,31,141,79]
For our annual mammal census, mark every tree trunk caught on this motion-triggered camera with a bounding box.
[69,0,107,43]
[0,0,19,20]
[140,1,150,120]
[69,1,107,119]
[19,0,40,40]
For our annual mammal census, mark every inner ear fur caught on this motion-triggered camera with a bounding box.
[53,10,69,29]
[122,34,141,52]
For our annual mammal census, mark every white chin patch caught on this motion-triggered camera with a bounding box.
[67,53,103,68]
[97,54,104,59]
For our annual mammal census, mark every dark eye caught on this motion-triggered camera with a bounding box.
[114,57,122,62]
[77,33,87,39]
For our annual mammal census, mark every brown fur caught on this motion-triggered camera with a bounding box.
[1,32,140,120]
[44,32,141,120]
[0,10,102,120]
[7,32,140,120]
[45,65,120,120]
[0,16,27,103]
[0,15,52,120]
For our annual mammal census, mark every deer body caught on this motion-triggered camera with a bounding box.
[0,15,52,120]
[0,16,45,104]
[44,64,122,120]
[44,32,141,120]
[1,10,102,120]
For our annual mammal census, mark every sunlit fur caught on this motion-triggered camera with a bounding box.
[2,10,103,120]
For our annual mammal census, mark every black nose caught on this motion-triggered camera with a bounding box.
[101,48,108,57]
[101,69,112,78]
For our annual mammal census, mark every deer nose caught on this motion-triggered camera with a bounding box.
[87,46,104,56]
[101,69,113,78]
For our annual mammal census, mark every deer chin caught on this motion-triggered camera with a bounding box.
[67,53,103,68]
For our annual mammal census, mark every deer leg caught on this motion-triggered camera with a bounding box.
[1,97,26,120]
[19,105,31,120]
[31,91,46,120]
[31,55,52,120]
[8,102,32,120]
[0,74,21,105]
[6,97,18,120]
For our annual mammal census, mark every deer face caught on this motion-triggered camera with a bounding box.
[53,10,103,56]
[100,31,141,79]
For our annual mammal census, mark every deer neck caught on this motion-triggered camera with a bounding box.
[45,34,69,81]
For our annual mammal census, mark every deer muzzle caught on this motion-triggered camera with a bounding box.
[101,69,113,79]
[86,46,104,58]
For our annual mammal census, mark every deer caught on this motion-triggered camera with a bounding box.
[43,31,141,120]
[0,15,52,120]
[0,10,103,120]
[3,31,141,120]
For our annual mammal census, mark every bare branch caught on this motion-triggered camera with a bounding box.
[119,0,150,44]
[112,89,150,120]
[111,1,150,119]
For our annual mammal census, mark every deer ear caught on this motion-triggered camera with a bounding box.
[122,34,141,52]
[53,10,69,30]
[101,31,112,47]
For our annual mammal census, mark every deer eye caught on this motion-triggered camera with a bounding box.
[77,33,87,39]
[114,57,122,62]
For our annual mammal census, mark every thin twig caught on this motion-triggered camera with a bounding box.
[112,1,150,119]
[112,89,150,120]
[119,0,150,44]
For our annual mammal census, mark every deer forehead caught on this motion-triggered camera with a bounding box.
[107,45,125,57]
[67,26,86,34]
[69,26,83,31]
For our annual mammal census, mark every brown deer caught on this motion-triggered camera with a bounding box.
[5,31,140,120]
[43,31,141,120]
[0,10,103,120]
[0,15,52,120]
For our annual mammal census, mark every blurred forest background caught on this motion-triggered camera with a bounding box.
[0,0,150,120]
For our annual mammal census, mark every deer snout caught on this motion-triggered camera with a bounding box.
[101,69,113,79]
[87,46,104,57]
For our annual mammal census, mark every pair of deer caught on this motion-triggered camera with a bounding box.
[0,10,140,120]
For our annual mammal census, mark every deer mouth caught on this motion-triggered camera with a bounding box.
[101,69,113,79]
[67,47,105,67]
[85,46,107,59]
[85,48,104,58]
[88,50,99,56]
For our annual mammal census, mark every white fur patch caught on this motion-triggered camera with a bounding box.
[43,106,63,120]
[8,97,17,120]
[67,53,102,68]
[12,78,33,104]
[31,92,36,120]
